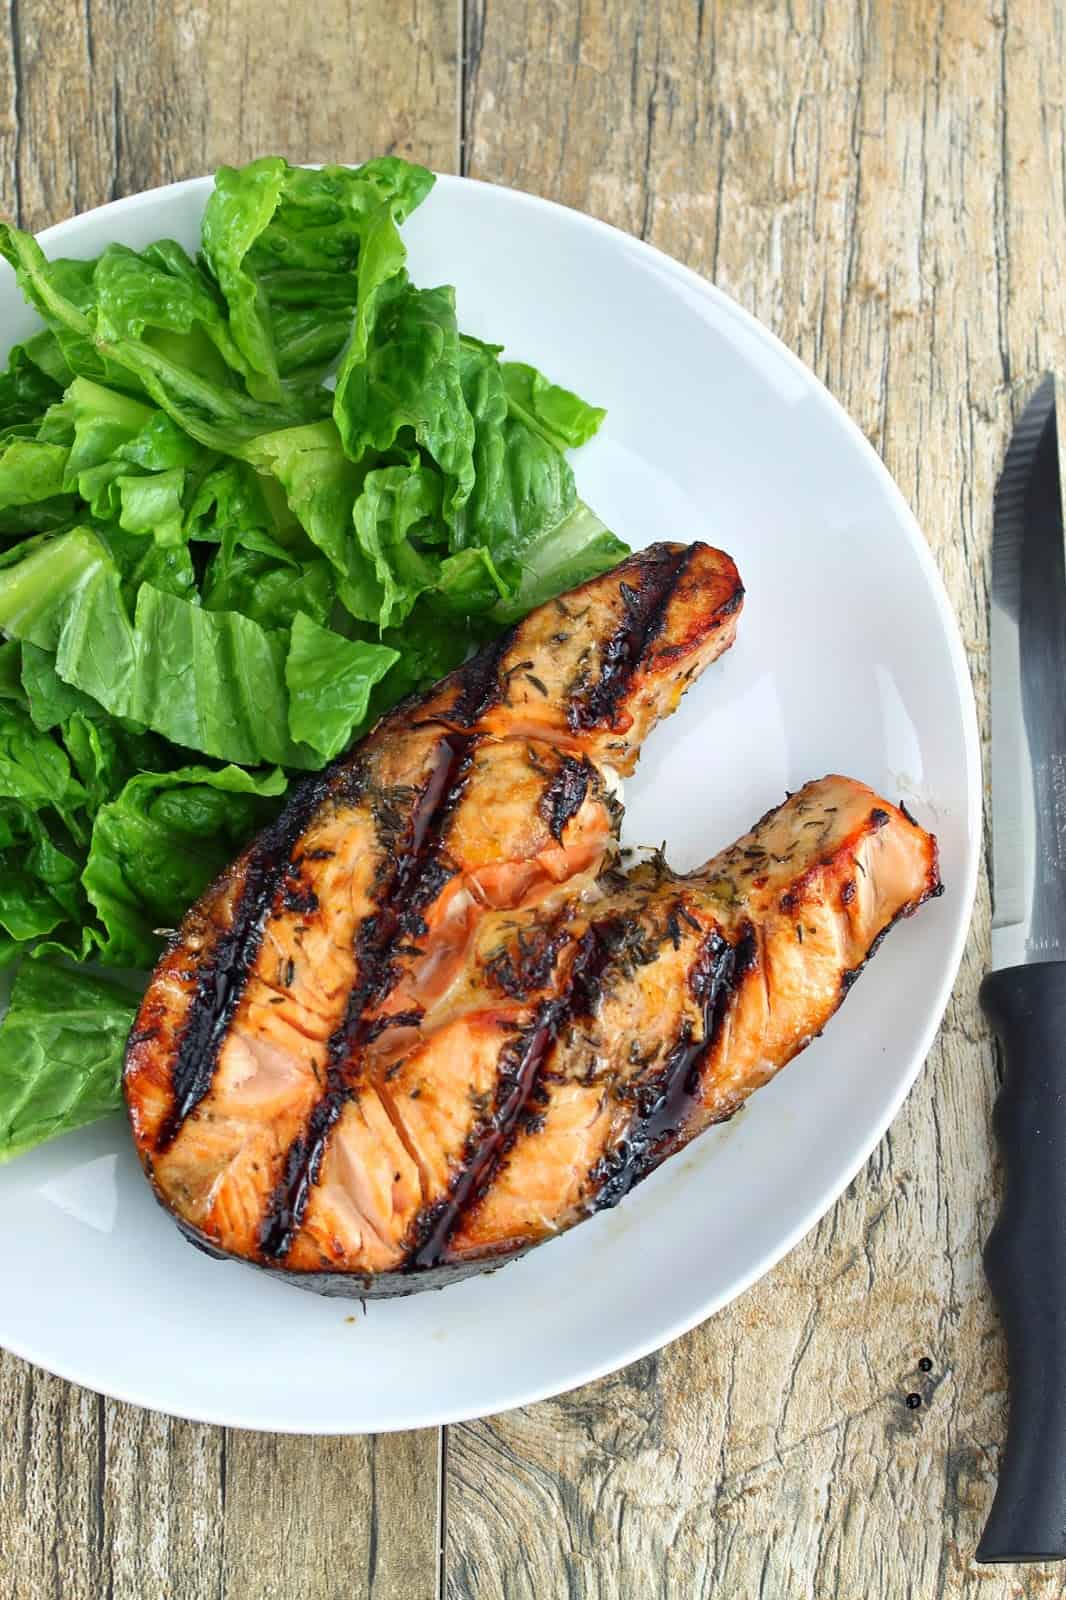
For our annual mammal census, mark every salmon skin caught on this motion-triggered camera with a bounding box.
[124,542,940,1298]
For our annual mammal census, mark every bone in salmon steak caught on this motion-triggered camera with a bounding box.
[124,542,940,1297]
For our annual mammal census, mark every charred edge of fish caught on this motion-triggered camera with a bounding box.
[568,545,694,731]
[154,765,340,1153]
[258,735,476,1261]
[539,755,593,841]
[173,1205,524,1297]
[407,924,618,1271]
[591,925,747,1212]
[450,625,517,725]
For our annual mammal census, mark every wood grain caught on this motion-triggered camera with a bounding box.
[6,0,460,233]
[1,1,1060,1596]
[0,3,453,1597]
[449,1,1063,1595]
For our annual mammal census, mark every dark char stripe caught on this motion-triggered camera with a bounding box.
[408,921,618,1271]
[155,767,343,1154]
[450,624,517,725]
[540,755,593,841]
[569,545,694,731]
[258,733,477,1261]
[591,922,755,1211]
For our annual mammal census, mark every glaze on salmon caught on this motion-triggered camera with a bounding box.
[124,543,940,1296]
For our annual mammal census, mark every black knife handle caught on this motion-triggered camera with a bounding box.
[978,961,1066,1563]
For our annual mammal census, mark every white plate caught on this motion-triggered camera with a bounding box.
[0,175,980,1433]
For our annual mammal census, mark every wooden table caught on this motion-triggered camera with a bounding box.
[0,1,1057,1594]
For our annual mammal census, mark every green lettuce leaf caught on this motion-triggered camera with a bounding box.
[0,339,66,430]
[20,641,99,730]
[0,698,86,831]
[0,639,21,701]
[101,527,198,604]
[455,341,627,618]
[490,500,629,622]
[0,528,321,767]
[371,601,473,706]
[92,309,332,455]
[83,763,287,967]
[334,238,475,519]
[0,503,78,539]
[0,699,94,958]
[202,539,333,632]
[0,230,135,390]
[350,462,507,627]
[0,961,139,1161]
[202,156,434,401]
[39,376,204,538]
[0,437,69,502]
[113,466,187,545]
[500,360,606,450]
[61,712,170,816]
[241,419,377,615]
[285,612,398,759]
[0,801,86,949]
[0,226,333,453]
[92,241,253,387]
[350,462,443,628]
[45,376,152,472]
[184,457,284,544]
[21,328,74,389]
[121,587,320,768]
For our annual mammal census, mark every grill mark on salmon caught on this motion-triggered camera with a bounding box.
[591,923,753,1210]
[156,771,339,1151]
[540,755,593,840]
[409,922,616,1269]
[451,626,518,725]
[569,545,693,730]
[258,734,477,1259]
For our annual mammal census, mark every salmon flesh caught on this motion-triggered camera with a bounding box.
[124,542,940,1296]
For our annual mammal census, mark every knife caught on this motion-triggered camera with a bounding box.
[979,372,1066,1563]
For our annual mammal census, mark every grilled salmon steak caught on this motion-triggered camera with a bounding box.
[124,542,940,1296]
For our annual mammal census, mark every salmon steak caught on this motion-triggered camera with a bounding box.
[124,542,941,1297]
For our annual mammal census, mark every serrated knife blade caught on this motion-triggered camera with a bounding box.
[989,373,1066,968]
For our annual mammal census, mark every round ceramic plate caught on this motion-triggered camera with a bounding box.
[0,174,980,1433]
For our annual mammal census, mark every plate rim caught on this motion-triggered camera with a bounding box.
[0,170,981,1433]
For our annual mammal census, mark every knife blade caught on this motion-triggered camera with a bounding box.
[979,372,1066,1563]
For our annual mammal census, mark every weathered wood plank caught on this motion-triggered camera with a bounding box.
[0,3,453,1597]
[222,1429,441,1600]
[449,1,1064,1594]
[6,0,459,234]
